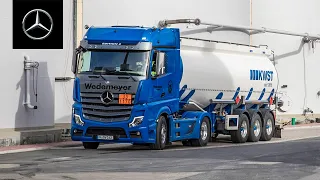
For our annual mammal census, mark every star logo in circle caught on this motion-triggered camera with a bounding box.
[22,9,53,40]
[100,91,114,105]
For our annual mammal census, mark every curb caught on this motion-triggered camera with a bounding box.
[283,124,320,130]
[0,141,82,155]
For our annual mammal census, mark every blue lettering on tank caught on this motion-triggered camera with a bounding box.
[250,70,273,81]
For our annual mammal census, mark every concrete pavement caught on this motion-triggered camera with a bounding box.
[0,124,320,179]
[0,137,319,179]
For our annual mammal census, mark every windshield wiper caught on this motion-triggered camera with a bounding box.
[113,71,137,82]
[93,69,137,82]
[99,73,109,83]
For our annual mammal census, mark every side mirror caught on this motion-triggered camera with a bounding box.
[71,47,83,74]
[156,52,165,75]
[150,51,166,80]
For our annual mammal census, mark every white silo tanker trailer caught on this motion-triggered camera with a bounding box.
[71,18,320,150]
[178,36,278,144]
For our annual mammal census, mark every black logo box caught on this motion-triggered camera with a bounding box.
[12,0,63,49]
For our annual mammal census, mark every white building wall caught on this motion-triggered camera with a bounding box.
[0,0,74,129]
[3,0,318,131]
[82,0,250,44]
[251,0,320,120]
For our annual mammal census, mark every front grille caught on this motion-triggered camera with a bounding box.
[85,127,127,138]
[80,92,135,123]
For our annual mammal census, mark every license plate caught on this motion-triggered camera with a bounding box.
[97,135,114,140]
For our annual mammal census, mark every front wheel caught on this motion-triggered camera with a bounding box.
[150,115,168,150]
[190,117,210,146]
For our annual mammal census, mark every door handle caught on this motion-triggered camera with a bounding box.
[161,92,165,97]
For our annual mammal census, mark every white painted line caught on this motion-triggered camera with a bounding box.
[47,157,72,161]
[0,147,47,155]
[33,172,205,180]
[239,161,282,165]
[0,164,20,169]
[49,146,82,150]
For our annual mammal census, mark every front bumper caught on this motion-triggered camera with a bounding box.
[70,103,154,144]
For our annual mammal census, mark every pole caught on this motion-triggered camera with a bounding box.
[23,55,38,110]
[158,18,320,41]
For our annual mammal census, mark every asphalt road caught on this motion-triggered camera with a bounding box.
[0,137,320,180]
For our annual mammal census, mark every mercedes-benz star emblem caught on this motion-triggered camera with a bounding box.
[22,9,53,40]
[100,91,114,105]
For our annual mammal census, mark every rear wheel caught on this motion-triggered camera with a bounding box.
[83,142,99,149]
[231,114,249,143]
[260,111,275,141]
[190,117,210,146]
[150,115,167,150]
[247,113,262,142]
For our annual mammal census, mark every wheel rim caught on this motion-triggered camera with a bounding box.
[253,120,261,137]
[200,122,208,141]
[240,121,248,138]
[266,119,273,135]
[161,123,167,144]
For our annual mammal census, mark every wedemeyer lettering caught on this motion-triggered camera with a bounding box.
[84,83,131,91]
[250,70,273,81]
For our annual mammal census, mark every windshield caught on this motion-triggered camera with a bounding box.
[77,50,150,76]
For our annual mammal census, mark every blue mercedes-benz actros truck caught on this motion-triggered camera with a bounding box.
[70,18,278,150]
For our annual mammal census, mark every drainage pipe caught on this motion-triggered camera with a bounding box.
[23,55,38,109]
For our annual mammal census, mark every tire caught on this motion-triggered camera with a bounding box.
[190,117,210,146]
[150,115,168,150]
[247,112,262,142]
[83,142,99,149]
[260,111,275,141]
[230,114,249,143]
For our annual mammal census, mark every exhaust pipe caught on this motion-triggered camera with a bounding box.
[23,55,38,109]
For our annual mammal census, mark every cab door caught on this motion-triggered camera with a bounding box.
[149,49,175,102]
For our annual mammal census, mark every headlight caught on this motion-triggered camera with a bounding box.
[74,114,84,126]
[129,116,144,127]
